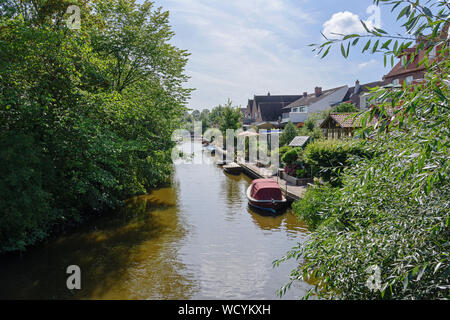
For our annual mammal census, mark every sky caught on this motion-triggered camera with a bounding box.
[153,0,405,110]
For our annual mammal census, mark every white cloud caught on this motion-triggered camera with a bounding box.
[322,6,381,39]
[153,0,387,109]
[358,59,377,69]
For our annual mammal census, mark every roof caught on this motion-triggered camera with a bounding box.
[283,86,347,109]
[258,102,292,122]
[253,95,302,104]
[247,99,254,113]
[343,81,386,107]
[320,113,379,129]
[254,121,278,129]
[288,136,310,147]
[383,54,426,80]
[254,95,302,120]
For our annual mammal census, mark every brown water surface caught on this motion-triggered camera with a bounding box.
[0,143,311,299]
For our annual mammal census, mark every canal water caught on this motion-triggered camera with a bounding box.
[0,143,311,299]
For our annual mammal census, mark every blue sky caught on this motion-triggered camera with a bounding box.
[153,0,405,110]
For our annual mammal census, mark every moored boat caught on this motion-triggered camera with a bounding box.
[246,179,287,214]
[223,162,242,175]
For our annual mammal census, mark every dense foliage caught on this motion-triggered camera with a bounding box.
[182,100,242,135]
[333,102,358,113]
[291,182,337,229]
[218,101,243,135]
[0,0,190,252]
[303,139,370,186]
[277,0,449,299]
[279,121,298,146]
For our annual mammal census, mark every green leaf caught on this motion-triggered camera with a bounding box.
[362,40,371,53]
[341,43,347,58]
[321,46,331,58]
[397,6,410,20]
[372,40,379,53]
[381,39,392,50]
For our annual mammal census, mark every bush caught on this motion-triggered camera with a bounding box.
[291,183,337,228]
[279,146,293,160]
[281,147,302,166]
[303,140,370,185]
[285,141,450,299]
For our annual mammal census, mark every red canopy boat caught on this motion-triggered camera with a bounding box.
[246,179,287,214]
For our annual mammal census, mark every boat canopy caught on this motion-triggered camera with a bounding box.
[251,179,283,200]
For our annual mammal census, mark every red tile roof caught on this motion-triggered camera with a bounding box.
[320,113,379,129]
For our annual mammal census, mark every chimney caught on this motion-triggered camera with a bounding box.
[314,87,322,97]
[267,92,271,96]
[303,92,308,98]
[355,80,361,94]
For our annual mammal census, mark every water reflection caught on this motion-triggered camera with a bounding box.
[0,142,311,300]
[0,189,198,299]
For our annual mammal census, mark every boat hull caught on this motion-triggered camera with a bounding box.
[223,162,242,175]
[246,186,287,214]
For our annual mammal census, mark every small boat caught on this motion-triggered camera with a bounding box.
[223,162,242,175]
[246,179,287,214]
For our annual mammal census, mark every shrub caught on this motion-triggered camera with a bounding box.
[303,140,370,185]
[291,183,337,228]
[281,147,302,166]
[279,146,293,160]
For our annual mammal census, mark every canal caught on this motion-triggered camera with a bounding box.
[0,143,311,299]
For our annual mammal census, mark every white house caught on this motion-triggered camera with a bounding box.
[281,86,349,125]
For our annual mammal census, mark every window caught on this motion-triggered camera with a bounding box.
[292,106,307,113]
[405,76,413,85]
[392,79,400,85]
[429,46,436,60]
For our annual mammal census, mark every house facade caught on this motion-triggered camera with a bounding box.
[383,24,448,85]
[343,80,386,110]
[281,86,349,125]
[320,113,379,139]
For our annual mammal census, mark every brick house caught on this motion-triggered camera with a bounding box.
[383,24,449,85]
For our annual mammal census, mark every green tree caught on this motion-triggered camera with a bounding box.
[333,102,358,113]
[209,105,224,128]
[219,100,243,135]
[279,121,298,147]
[0,0,191,252]
[191,110,201,121]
